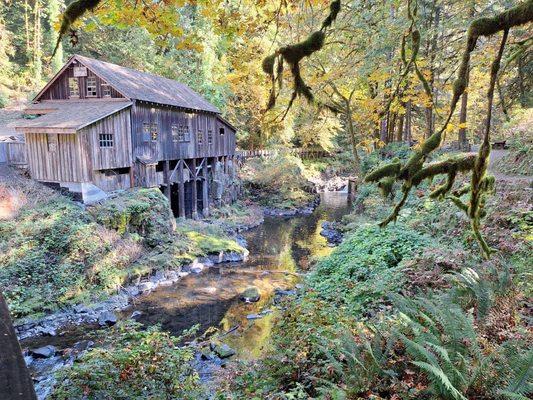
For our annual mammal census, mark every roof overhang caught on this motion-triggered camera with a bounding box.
[14,100,132,133]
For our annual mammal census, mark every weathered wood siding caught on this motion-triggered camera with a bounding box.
[93,171,131,191]
[39,61,124,100]
[6,142,27,165]
[79,108,132,170]
[131,102,236,161]
[25,133,90,182]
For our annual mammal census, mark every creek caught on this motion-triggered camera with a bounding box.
[21,191,351,398]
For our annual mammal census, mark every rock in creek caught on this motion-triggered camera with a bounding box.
[213,343,236,359]
[29,345,57,359]
[98,311,117,326]
[240,286,260,303]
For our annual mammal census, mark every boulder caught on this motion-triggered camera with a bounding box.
[246,314,262,320]
[29,345,57,359]
[98,311,117,326]
[213,343,236,359]
[240,286,260,303]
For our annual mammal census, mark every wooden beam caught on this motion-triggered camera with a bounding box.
[191,159,198,219]
[163,160,170,201]
[202,158,209,217]
[178,159,185,218]
[0,292,37,400]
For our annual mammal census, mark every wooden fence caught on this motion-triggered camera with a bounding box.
[235,147,335,162]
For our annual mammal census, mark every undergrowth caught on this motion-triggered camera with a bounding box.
[51,321,204,400]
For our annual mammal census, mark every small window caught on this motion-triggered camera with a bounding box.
[99,133,114,148]
[219,127,225,135]
[142,122,151,142]
[101,83,111,97]
[46,134,57,152]
[171,124,179,142]
[207,130,213,145]
[197,130,203,145]
[150,123,158,142]
[86,76,97,97]
[68,78,79,98]
[183,125,190,141]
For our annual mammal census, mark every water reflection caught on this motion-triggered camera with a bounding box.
[130,192,351,360]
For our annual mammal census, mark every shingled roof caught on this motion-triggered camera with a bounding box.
[57,55,220,114]
[15,100,132,133]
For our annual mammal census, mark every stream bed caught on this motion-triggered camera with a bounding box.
[22,191,351,398]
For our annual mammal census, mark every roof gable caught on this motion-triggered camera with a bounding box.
[34,55,220,114]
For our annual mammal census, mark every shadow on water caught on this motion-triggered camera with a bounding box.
[127,191,351,360]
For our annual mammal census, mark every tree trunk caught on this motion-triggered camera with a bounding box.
[345,103,361,172]
[458,89,469,150]
[396,113,404,142]
[0,292,37,400]
[403,100,412,143]
[48,0,63,72]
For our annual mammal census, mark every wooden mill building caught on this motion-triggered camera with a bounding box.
[15,55,237,218]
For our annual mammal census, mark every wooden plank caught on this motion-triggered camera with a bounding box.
[191,159,198,219]
[0,292,37,400]
[163,160,170,201]
[202,158,209,217]
[178,160,185,218]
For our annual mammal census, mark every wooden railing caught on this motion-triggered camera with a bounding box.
[235,147,335,161]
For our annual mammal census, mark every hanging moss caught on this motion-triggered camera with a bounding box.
[411,154,476,187]
[378,177,395,198]
[263,1,341,112]
[364,2,532,258]
[322,0,341,29]
[262,54,276,75]
[364,160,401,183]
[53,0,102,56]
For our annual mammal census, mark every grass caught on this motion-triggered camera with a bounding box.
[0,173,246,319]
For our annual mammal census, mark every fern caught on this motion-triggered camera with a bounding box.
[411,361,468,400]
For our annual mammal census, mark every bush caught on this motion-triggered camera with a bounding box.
[51,321,204,400]
[308,223,429,315]
[89,189,174,247]
[0,197,142,318]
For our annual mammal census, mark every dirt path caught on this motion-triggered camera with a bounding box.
[468,147,532,185]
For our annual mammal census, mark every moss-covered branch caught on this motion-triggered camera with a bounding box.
[364,1,533,258]
[263,1,341,114]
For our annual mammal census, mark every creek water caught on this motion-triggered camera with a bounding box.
[22,191,351,397]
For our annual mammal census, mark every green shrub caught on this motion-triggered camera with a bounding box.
[89,189,174,247]
[308,223,429,315]
[0,197,142,318]
[51,321,204,400]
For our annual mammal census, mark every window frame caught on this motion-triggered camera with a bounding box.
[98,133,114,148]
[68,77,79,98]
[219,127,225,136]
[142,122,151,142]
[101,83,111,98]
[171,124,179,142]
[86,76,97,97]
[197,130,203,145]
[150,123,158,142]
[207,130,213,145]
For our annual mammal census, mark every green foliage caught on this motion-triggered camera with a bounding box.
[0,89,8,108]
[241,153,315,210]
[51,321,204,400]
[174,219,245,255]
[308,224,429,314]
[89,189,174,247]
[0,197,141,317]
